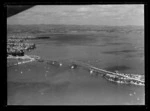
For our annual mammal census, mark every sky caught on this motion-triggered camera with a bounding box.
[7,5,144,26]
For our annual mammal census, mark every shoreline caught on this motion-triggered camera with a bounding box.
[7,55,40,65]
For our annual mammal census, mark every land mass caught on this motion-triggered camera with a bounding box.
[7,24,144,38]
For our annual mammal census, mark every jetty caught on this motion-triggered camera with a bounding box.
[70,60,145,85]
[7,55,40,65]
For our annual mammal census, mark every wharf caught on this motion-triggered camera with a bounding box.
[71,60,145,85]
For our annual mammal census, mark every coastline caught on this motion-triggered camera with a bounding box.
[7,55,40,65]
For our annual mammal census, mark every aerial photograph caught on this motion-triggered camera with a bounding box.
[7,5,144,105]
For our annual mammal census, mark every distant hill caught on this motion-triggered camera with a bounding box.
[7,24,144,36]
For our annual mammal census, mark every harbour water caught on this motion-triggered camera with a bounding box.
[7,30,145,105]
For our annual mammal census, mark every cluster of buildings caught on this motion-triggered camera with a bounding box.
[8,34,35,39]
[103,73,144,86]
[7,37,36,57]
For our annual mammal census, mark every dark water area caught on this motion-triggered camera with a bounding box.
[104,65,131,72]
[7,31,145,105]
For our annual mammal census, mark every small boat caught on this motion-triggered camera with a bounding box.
[70,64,78,69]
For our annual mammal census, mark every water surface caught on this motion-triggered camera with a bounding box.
[8,31,145,105]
